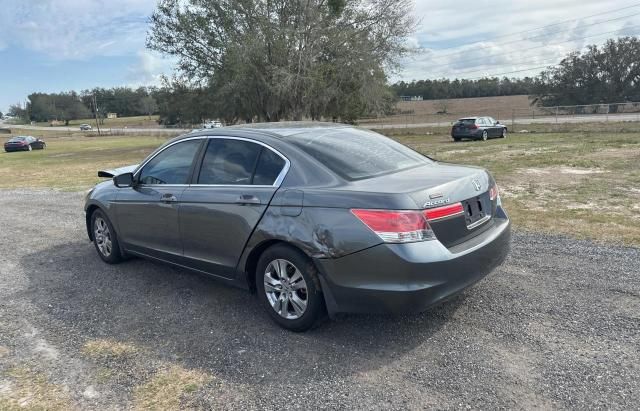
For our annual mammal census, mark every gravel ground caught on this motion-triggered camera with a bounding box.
[0,190,638,410]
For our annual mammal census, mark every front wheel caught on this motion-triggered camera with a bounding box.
[256,244,326,332]
[91,209,123,264]
[501,128,507,138]
[27,145,32,151]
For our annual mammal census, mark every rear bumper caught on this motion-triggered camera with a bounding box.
[4,146,28,152]
[315,215,511,315]
[452,130,482,138]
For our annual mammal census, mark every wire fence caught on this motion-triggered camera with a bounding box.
[361,101,640,129]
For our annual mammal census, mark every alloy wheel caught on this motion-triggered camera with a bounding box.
[94,217,113,257]
[264,259,308,320]
[482,131,488,141]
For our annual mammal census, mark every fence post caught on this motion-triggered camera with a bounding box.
[606,104,609,122]
[512,109,515,128]
[555,106,559,124]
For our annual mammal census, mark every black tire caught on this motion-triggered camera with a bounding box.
[453,137,461,142]
[481,130,488,141]
[91,209,123,264]
[256,244,326,332]
[501,128,507,138]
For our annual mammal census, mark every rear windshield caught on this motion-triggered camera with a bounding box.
[283,128,429,180]
[457,119,476,125]
[9,137,26,142]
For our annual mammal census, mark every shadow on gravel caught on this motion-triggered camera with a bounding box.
[20,241,464,383]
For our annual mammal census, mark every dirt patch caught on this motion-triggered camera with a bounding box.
[520,166,607,175]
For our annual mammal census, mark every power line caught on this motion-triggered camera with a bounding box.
[430,11,640,60]
[421,25,640,74]
[422,2,640,55]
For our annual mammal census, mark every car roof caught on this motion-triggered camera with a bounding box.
[227,121,351,137]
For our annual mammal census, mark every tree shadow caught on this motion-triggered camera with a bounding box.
[20,241,465,384]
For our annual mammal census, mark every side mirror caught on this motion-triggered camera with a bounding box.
[495,121,500,125]
[113,172,134,188]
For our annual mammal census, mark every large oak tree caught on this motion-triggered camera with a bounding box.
[147,0,415,123]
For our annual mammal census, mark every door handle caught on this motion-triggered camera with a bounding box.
[161,194,178,203]
[235,194,261,205]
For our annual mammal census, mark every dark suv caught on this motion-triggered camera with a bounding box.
[451,117,507,141]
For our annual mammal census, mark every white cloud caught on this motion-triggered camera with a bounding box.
[0,0,156,59]
[126,50,175,85]
[396,0,640,81]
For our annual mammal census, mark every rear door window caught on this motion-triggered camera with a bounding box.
[197,139,261,185]
[253,148,286,185]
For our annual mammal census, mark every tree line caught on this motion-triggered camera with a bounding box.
[8,31,640,124]
[392,37,640,107]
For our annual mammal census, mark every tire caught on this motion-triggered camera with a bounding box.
[91,209,123,264]
[501,128,507,138]
[256,244,326,332]
[27,145,32,151]
[453,137,461,142]
[481,130,488,141]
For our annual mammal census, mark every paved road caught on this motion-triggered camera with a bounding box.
[0,190,638,409]
[5,112,640,135]
[5,123,186,134]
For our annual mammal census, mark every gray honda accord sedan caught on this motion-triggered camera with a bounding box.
[85,123,510,331]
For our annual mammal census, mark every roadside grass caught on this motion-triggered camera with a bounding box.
[82,339,139,359]
[133,365,211,410]
[0,134,169,191]
[34,115,161,129]
[0,367,74,411]
[392,131,640,246]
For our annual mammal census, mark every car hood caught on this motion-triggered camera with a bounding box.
[97,164,138,178]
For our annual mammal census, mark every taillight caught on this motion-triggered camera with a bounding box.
[490,184,499,201]
[470,124,479,129]
[351,209,436,243]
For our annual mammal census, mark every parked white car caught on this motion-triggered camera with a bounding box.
[203,121,223,129]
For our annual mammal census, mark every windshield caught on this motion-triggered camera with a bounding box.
[8,137,26,142]
[283,128,429,180]
[457,119,476,125]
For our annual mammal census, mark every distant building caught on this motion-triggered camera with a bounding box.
[400,95,424,102]
[107,113,118,119]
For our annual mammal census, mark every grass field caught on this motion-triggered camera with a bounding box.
[34,115,161,129]
[1,128,638,245]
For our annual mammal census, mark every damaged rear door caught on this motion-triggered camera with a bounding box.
[178,137,288,278]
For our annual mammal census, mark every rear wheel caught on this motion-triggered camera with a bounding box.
[27,145,32,151]
[481,130,488,141]
[256,244,326,331]
[453,137,461,142]
[91,209,123,264]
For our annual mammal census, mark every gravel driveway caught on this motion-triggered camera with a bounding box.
[1,190,638,410]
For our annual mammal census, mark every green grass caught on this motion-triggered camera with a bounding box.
[391,131,640,246]
[1,129,638,246]
[35,115,160,128]
[0,134,169,191]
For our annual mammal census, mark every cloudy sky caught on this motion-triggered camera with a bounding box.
[1,0,639,112]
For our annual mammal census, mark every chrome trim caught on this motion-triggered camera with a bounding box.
[467,214,491,230]
[134,135,291,189]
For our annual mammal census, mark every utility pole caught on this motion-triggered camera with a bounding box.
[93,94,101,136]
